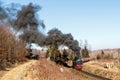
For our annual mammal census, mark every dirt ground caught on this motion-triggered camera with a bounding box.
[83,59,120,80]
[1,60,37,80]
[0,61,29,80]
[0,59,86,80]
[1,58,108,80]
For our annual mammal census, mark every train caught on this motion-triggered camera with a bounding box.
[73,58,90,71]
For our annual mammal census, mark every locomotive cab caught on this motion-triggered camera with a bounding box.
[73,58,83,71]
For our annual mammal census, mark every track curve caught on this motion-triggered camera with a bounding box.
[80,70,111,80]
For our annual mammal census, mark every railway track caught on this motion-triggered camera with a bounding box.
[79,70,111,80]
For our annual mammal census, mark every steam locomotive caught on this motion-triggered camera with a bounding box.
[73,58,90,71]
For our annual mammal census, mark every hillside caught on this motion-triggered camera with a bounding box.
[1,59,86,80]
[83,60,120,80]
[1,60,37,80]
[91,48,120,54]
[90,48,120,59]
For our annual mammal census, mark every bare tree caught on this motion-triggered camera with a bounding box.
[0,25,26,69]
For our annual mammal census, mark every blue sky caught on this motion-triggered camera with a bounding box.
[2,0,120,50]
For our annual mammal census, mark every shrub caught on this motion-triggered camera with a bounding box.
[104,54,113,59]
[0,25,27,69]
[47,44,61,63]
[46,44,73,66]
[61,49,69,62]
[81,46,90,58]
[96,54,101,59]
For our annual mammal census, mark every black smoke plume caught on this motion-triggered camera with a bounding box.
[14,3,45,31]
[20,30,46,47]
[44,28,64,46]
[13,3,45,48]
[63,34,80,58]
[0,2,20,25]
[0,1,8,23]
[44,28,81,58]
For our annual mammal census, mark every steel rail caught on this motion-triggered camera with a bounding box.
[79,70,111,80]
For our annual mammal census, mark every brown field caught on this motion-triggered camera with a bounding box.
[1,59,91,80]
[83,59,120,80]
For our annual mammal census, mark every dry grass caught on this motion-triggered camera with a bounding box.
[1,58,104,80]
[0,25,27,70]
[90,49,120,60]
[1,60,37,80]
[28,58,83,80]
[1,59,83,80]
[83,60,120,80]
[70,69,98,80]
[26,58,101,80]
